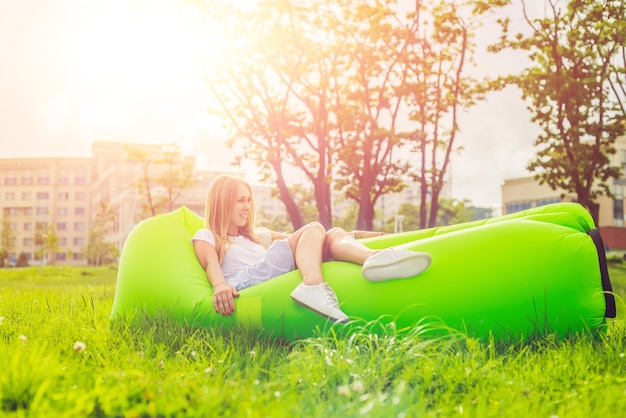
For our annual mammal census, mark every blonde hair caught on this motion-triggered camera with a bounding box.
[205,174,262,263]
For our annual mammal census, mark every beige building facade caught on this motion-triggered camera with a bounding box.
[0,141,287,266]
[501,136,626,250]
[0,157,92,265]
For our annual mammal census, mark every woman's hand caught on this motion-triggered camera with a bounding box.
[213,282,240,316]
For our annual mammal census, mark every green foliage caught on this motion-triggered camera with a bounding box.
[0,264,624,416]
[490,0,626,221]
[125,144,196,220]
[0,217,15,255]
[33,222,60,265]
[383,199,478,232]
[84,202,120,266]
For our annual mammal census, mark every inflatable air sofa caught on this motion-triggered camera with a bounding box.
[111,203,616,341]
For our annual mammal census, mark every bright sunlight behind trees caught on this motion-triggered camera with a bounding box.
[196,0,508,230]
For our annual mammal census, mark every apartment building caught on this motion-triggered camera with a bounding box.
[501,136,626,250]
[0,141,288,266]
[0,157,92,265]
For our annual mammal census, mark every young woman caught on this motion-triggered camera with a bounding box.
[192,174,431,323]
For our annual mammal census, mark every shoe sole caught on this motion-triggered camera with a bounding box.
[290,294,350,324]
[362,252,432,282]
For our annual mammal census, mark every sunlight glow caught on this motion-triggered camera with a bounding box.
[40,0,224,140]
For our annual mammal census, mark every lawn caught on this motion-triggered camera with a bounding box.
[0,263,624,417]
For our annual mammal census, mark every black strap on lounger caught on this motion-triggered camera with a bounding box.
[587,228,616,318]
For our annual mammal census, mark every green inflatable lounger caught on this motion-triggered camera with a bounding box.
[111,202,616,341]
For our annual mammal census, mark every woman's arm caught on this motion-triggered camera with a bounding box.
[255,227,289,248]
[193,240,239,316]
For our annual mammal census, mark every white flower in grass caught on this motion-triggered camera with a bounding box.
[249,350,256,358]
[0,316,5,325]
[619,353,624,358]
[351,381,364,393]
[337,385,350,396]
[73,341,86,353]
[18,334,27,346]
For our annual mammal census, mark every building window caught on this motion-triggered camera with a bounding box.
[7,207,18,216]
[24,223,32,231]
[58,207,68,216]
[58,177,69,185]
[73,252,83,260]
[613,199,624,227]
[75,172,87,185]
[22,192,32,200]
[73,237,85,246]
[613,183,624,227]
[37,176,50,185]
[75,192,87,201]
[57,222,67,231]
[36,192,49,200]
[5,192,15,200]
[506,201,532,214]
[36,207,48,215]
[21,177,33,185]
[58,192,69,200]
[74,207,86,215]
[74,222,85,231]
[23,238,33,246]
[536,197,561,207]
[55,252,67,261]
[4,176,17,185]
[10,223,17,231]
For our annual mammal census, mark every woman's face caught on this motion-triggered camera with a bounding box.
[227,182,252,235]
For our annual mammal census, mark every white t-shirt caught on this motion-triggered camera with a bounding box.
[192,229,266,280]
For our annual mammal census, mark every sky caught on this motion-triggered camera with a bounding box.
[0,0,547,210]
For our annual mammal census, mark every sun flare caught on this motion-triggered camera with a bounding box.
[39,0,234,141]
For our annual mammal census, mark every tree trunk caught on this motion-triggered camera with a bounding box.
[272,161,304,230]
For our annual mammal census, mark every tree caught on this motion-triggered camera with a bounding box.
[0,217,15,266]
[199,0,421,230]
[126,144,196,219]
[490,0,626,222]
[34,222,59,265]
[331,0,417,231]
[383,198,475,232]
[402,0,502,228]
[201,0,344,228]
[85,201,120,266]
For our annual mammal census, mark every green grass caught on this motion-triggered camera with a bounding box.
[0,265,625,417]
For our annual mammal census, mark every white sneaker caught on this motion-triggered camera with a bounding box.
[362,248,432,281]
[290,283,349,323]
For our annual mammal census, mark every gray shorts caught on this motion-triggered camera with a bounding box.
[230,239,296,290]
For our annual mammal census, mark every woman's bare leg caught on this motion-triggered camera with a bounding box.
[323,227,432,281]
[288,222,349,322]
[287,222,326,286]
[323,227,376,264]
